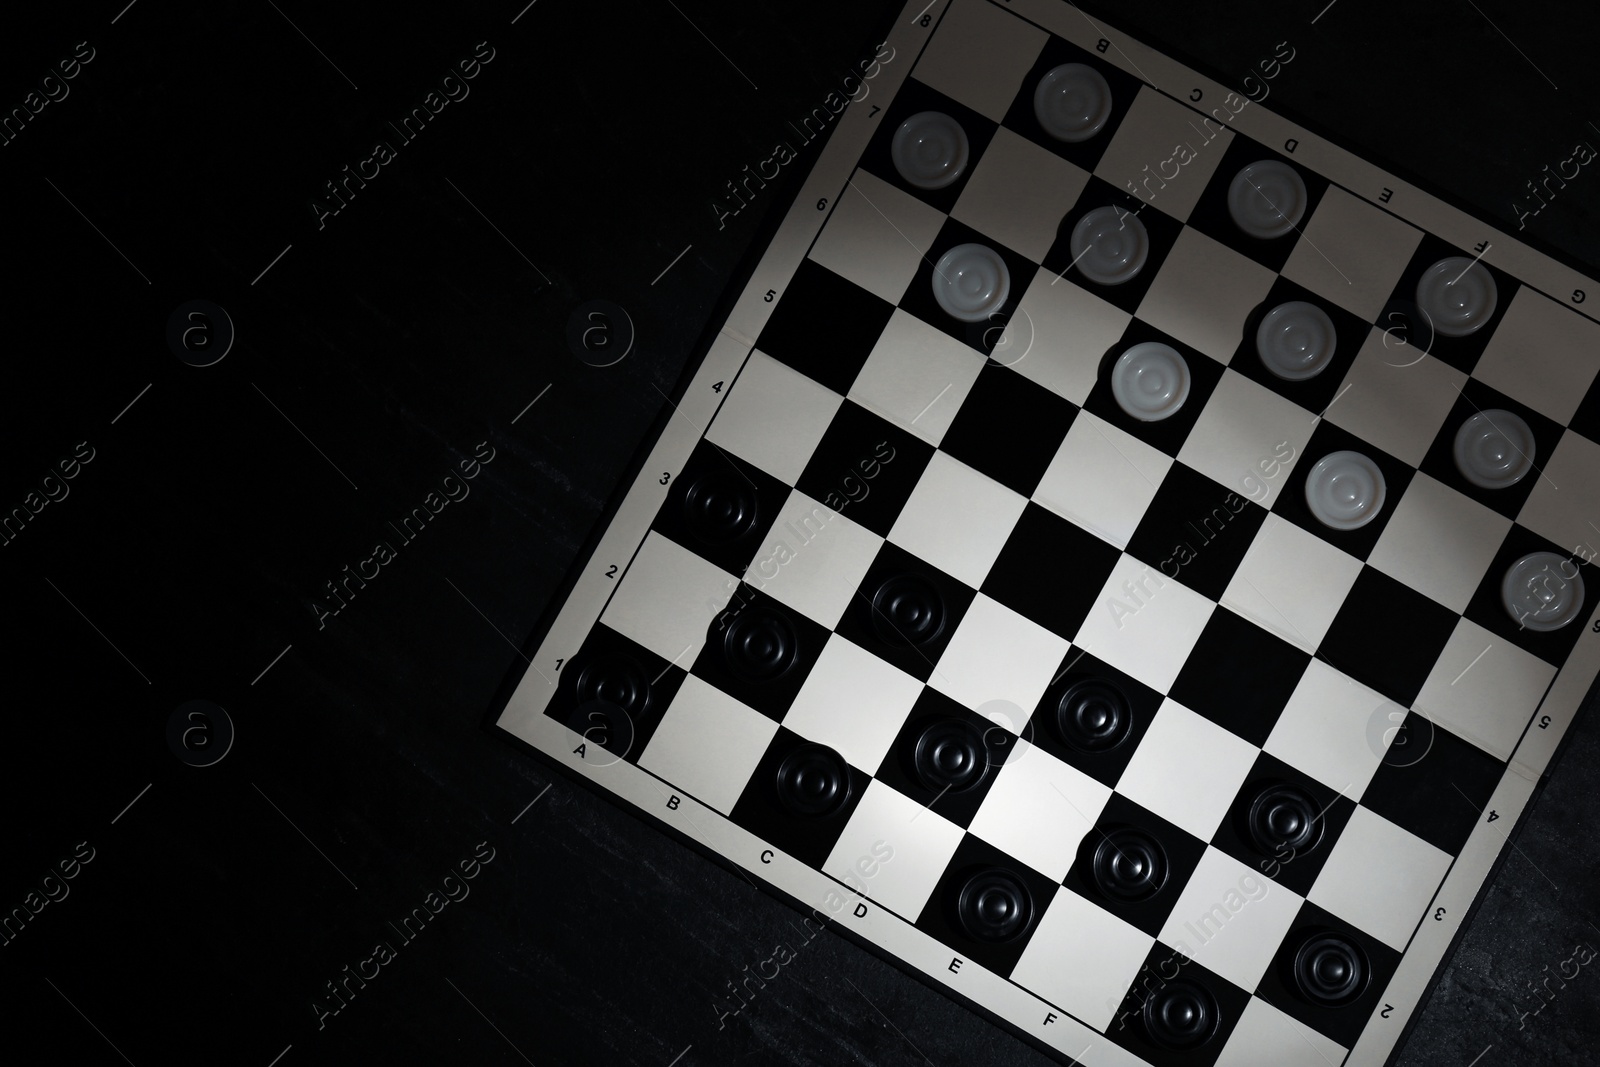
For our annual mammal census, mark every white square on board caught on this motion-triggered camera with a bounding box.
[1115,700,1260,842]
[1177,370,1315,510]
[1309,805,1451,950]
[1262,659,1393,799]
[1325,331,1468,467]
[1517,430,1600,559]
[930,593,1071,714]
[1157,847,1303,991]
[707,350,843,485]
[747,489,883,630]
[810,168,946,305]
[910,0,1047,122]
[783,633,923,775]
[968,742,1111,881]
[1137,228,1277,362]
[824,779,966,921]
[1367,473,1513,613]
[1072,554,1215,694]
[1094,87,1232,221]
[952,128,1090,262]
[1213,997,1347,1067]
[889,452,1027,588]
[1411,617,1558,761]
[640,676,778,814]
[600,532,733,665]
[1011,887,1155,1031]
[1281,185,1422,321]
[1222,515,1363,654]
[848,309,987,445]
[1009,271,1132,405]
[1472,286,1600,426]
[1034,412,1172,551]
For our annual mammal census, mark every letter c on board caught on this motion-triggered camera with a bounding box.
[760,850,773,864]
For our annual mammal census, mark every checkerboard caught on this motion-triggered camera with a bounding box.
[493,1,1600,1063]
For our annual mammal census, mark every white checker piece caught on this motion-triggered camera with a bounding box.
[1308,805,1452,951]
[1074,554,1215,694]
[1034,411,1172,551]
[1011,886,1155,1031]
[1281,185,1422,321]
[848,309,986,446]
[967,740,1110,882]
[1157,847,1303,991]
[1472,285,1600,425]
[747,488,882,630]
[1010,272,1132,405]
[639,676,777,814]
[1367,472,1512,613]
[1215,997,1347,1067]
[600,531,733,664]
[825,779,965,921]
[706,350,842,484]
[1517,430,1600,557]
[1137,228,1277,363]
[1178,369,1315,509]
[810,168,946,305]
[1094,87,1230,221]
[952,127,1090,262]
[782,633,923,775]
[1411,617,1557,760]
[910,0,1045,122]
[889,451,1027,588]
[1326,332,1467,466]
[930,592,1071,715]
[1262,658,1394,798]
[1222,515,1363,654]
[1115,699,1261,842]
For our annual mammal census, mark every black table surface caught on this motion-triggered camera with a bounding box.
[4,1,1597,1064]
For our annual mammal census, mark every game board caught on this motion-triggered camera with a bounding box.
[493,1,1600,1063]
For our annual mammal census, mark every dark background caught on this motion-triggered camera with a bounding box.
[2,1,1596,1064]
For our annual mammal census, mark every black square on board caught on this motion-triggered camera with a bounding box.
[875,689,1008,830]
[1417,378,1564,521]
[1226,275,1368,415]
[545,623,687,766]
[1273,419,1414,561]
[1569,372,1600,442]
[1317,567,1459,706]
[836,541,976,684]
[861,77,998,214]
[1081,319,1226,456]
[1169,608,1310,746]
[1463,524,1596,667]
[899,217,1039,355]
[651,438,790,577]
[1000,35,1143,173]
[1063,793,1208,937]
[794,400,933,537]
[1106,943,1251,1067]
[755,258,894,396]
[982,502,1122,642]
[1360,716,1502,855]
[1256,900,1402,1048]
[1376,233,1518,375]
[729,727,870,868]
[1041,178,1184,315]
[1028,647,1164,788]
[938,362,1078,496]
[1125,463,1268,601]
[1210,752,1357,897]
[914,832,1058,975]
[1186,133,1330,274]
[692,583,832,722]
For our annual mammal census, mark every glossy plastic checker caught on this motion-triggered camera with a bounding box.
[494,1,1600,1064]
